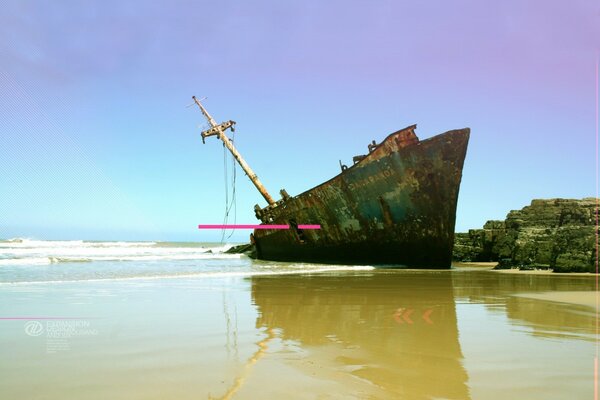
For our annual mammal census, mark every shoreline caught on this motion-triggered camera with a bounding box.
[454,262,598,276]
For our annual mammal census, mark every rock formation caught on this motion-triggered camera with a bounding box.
[453,198,598,272]
[224,243,257,258]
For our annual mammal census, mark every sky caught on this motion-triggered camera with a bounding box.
[0,0,599,242]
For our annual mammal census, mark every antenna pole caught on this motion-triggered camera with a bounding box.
[192,96,276,206]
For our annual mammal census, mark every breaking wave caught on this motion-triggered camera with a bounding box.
[0,238,156,248]
[0,239,375,285]
[0,239,237,267]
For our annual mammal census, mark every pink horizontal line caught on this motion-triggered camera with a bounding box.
[0,317,96,320]
[198,224,321,230]
[199,224,289,229]
[298,225,321,229]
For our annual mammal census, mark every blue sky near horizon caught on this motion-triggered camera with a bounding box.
[0,0,598,242]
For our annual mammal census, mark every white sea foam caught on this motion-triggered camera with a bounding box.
[0,239,237,266]
[0,253,241,266]
[0,257,54,266]
[0,247,231,257]
[0,239,375,285]
[0,239,157,249]
[0,239,87,248]
[0,265,375,285]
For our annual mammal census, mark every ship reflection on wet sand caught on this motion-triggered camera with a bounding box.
[251,272,469,399]
[248,269,595,399]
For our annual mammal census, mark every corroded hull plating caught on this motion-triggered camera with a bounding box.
[253,125,470,268]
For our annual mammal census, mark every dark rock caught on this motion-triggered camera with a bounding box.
[454,198,598,273]
[453,220,506,262]
[225,243,257,258]
[494,258,513,270]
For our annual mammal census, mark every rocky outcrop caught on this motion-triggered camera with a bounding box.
[453,220,506,262]
[453,198,598,272]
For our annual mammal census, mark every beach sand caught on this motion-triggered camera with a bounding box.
[515,290,599,309]
[0,269,596,399]
[452,261,498,268]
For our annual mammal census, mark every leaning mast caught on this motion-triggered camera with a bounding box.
[192,96,276,206]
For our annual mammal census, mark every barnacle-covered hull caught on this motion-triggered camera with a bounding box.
[252,125,470,268]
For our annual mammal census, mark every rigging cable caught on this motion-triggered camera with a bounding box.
[221,140,228,243]
[226,131,237,240]
[220,129,237,243]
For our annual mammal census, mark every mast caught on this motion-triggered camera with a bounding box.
[192,96,276,206]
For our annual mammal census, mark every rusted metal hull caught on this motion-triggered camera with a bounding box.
[253,125,470,268]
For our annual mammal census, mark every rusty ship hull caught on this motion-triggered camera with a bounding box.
[252,125,470,268]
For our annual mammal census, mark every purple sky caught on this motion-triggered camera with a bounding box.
[0,0,598,241]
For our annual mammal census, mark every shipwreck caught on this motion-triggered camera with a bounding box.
[193,96,469,268]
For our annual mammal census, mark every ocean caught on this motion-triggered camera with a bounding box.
[0,239,373,285]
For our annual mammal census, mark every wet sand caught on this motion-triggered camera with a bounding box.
[515,291,599,309]
[494,268,596,276]
[457,261,597,277]
[453,262,498,268]
[0,269,596,399]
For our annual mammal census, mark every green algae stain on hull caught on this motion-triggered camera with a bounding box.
[252,126,470,268]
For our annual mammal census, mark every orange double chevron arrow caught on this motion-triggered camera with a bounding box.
[393,308,414,324]
[393,308,434,324]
